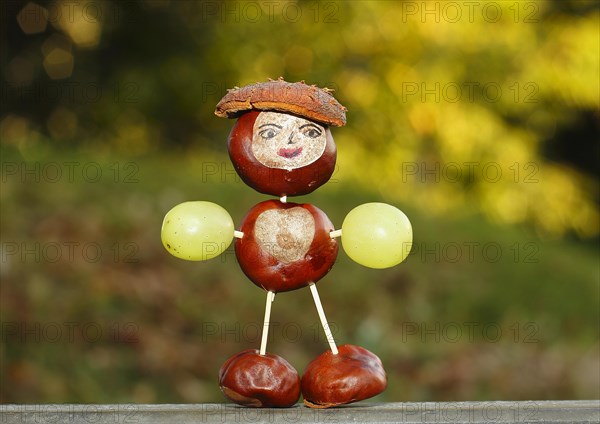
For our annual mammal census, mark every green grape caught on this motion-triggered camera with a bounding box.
[341,203,412,269]
[161,201,234,261]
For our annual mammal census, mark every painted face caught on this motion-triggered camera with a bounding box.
[252,111,327,171]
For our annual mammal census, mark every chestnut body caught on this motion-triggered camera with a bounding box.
[228,111,337,197]
[301,345,387,408]
[219,349,300,407]
[235,199,338,292]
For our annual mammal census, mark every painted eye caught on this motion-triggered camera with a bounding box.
[303,127,322,138]
[259,128,278,139]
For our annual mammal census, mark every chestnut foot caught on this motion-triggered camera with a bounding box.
[219,349,301,407]
[301,344,387,408]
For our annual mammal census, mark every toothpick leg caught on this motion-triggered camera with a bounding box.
[309,283,339,355]
[259,290,275,356]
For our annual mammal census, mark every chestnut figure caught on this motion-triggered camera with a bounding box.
[162,78,413,409]
[219,349,300,407]
[301,345,387,408]
[228,110,337,197]
[235,199,338,292]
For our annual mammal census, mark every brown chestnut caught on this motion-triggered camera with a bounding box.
[301,344,387,408]
[235,199,338,293]
[219,349,300,407]
[227,110,337,197]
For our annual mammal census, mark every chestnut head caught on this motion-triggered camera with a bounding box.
[227,110,337,197]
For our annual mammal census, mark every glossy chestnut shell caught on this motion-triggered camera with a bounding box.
[227,111,337,197]
[301,344,387,408]
[235,199,338,293]
[219,349,301,407]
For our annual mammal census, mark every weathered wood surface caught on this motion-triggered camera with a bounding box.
[1,400,598,423]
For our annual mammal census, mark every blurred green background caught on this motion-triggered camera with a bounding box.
[1,0,598,404]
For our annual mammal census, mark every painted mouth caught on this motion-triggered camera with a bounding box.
[278,147,303,159]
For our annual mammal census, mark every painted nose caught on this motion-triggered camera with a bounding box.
[287,132,295,144]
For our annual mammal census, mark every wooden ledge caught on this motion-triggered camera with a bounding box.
[1,400,598,423]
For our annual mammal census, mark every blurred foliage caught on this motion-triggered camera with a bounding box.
[2,0,599,238]
[1,0,599,404]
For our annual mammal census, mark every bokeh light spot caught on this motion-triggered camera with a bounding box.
[17,2,48,35]
[42,48,74,79]
[50,0,103,48]
[4,57,35,85]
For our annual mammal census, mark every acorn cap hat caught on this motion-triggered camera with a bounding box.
[215,77,346,127]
